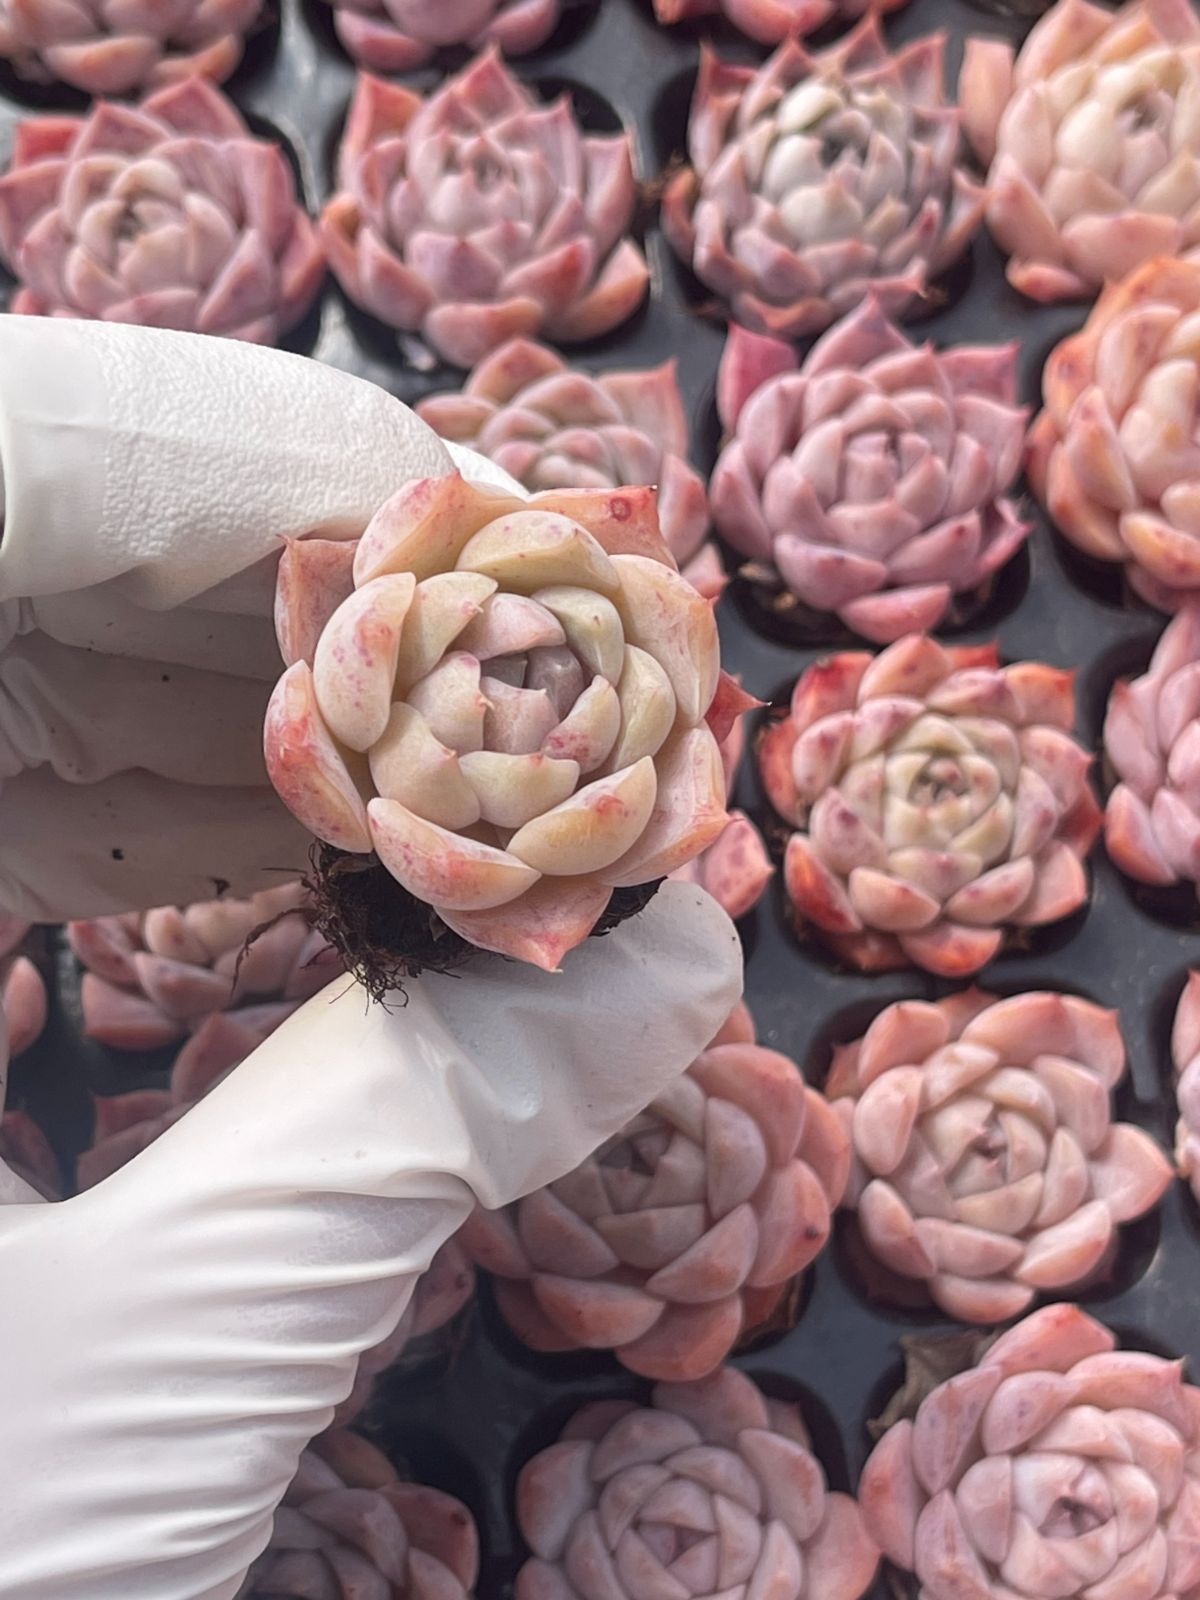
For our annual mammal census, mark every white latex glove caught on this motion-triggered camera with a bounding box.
[0,883,742,1600]
[0,314,516,920]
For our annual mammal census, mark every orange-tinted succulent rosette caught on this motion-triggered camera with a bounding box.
[265,473,735,970]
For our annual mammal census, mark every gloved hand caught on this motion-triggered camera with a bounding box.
[0,318,746,1599]
[0,314,515,920]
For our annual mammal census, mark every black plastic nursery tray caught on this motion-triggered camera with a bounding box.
[6,2,1200,1597]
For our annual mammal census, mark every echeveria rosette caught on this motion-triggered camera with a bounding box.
[1105,605,1200,891]
[650,0,907,46]
[758,635,1102,977]
[68,881,340,1054]
[320,53,648,368]
[671,709,772,920]
[517,1366,879,1600]
[860,1303,1200,1600]
[1171,970,1200,1205]
[417,338,718,596]
[961,0,1200,303]
[461,1000,848,1380]
[0,0,263,95]
[265,472,730,972]
[711,302,1031,644]
[0,79,323,343]
[240,1428,479,1600]
[828,989,1171,1324]
[660,21,984,340]
[322,0,563,73]
[1026,257,1200,613]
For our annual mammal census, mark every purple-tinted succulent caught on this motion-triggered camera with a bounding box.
[321,53,648,367]
[0,78,324,343]
[322,0,563,72]
[860,1303,1200,1600]
[651,0,908,43]
[0,0,263,96]
[830,988,1171,1323]
[661,20,984,339]
[68,881,340,1055]
[239,1428,480,1600]
[1171,971,1200,1206]
[711,302,1030,643]
[1105,605,1200,893]
[417,338,715,589]
[517,1366,879,1600]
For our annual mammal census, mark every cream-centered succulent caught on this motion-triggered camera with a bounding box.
[265,473,728,969]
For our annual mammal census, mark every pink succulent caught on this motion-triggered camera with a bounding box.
[0,930,56,1198]
[961,0,1200,301]
[0,78,324,343]
[1171,970,1200,1203]
[68,881,341,1055]
[1105,605,1200,891]
[417,338,716,592]
[860,1302,1200,1600]
[265,473,729,971]
[517,1365,879,1600]
[0,0,262,95]
[670,706,772,920]
[1026,256,1200,613]
[650,0,907,45]
[660,21,984,339]
[320,54,648,368]
[460,1000,848,1380]
[828,989,1171,1323]
[758,635,1102,976]
[240,1427,479,1600]
[711,303,1031,643]
[321,0,563,72]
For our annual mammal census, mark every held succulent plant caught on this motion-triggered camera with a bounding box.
[321,53,648,368]
[0,78,324,343]
[650,0,907,45]
[0,0,263,95]
[1105,605,1200,891]
[961,0,1200,302]
[1171,970,1200,1204]
[68,881,341,1055]
[860,1303,1200,1600]
[265,471,731,971]
[0,928,56,1198]
[461,1001,848,1380]
[516,1365,879,1600]
[416,339,715,593]
[828,989,1171,1324]
[1026,256,1200,613]
[660,21,984,339]
[711,303,1031,644]
[321,0,563,72]
[670,710,772,921]
[758,635,1102,976]
[240,1428,480,1600]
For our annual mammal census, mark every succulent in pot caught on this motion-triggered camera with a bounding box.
[661,20,983,339]
[860,1302,1200,1600]
[460,999,847,1379]
[961,0,1200,302]
[239,1427,479,1600]
[516,1365,879,1600]
[264,471,731,975]
[0,78,324,344]
[1171,970,1200,1206]
[417,338,717,596]
[829,988,1171,1323]
[320,0,564,72]
[0,0,264,96]
[711,303,1030,643]
[1026,256,1200,613]
[321,52,648,367]
[758,634,1102,976]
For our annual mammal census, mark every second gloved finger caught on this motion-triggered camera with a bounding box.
[0,633,274,786]
[0,765,309,919]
